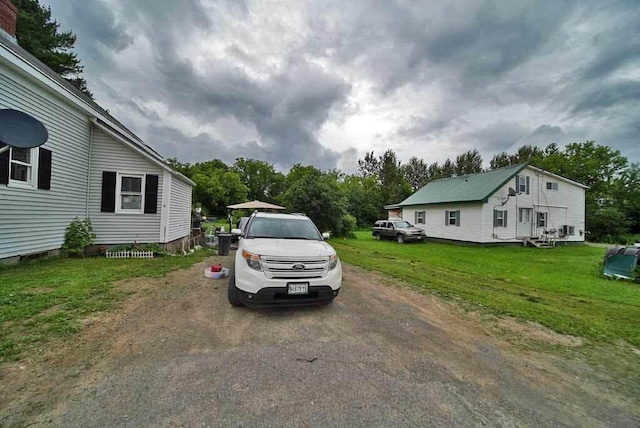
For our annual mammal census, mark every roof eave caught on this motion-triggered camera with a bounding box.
[482,163,529,200]
[400,199,485,207]
[527,165,589,189]
[0,38,193,184]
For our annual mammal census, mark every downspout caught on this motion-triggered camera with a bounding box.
[85,121,94,219]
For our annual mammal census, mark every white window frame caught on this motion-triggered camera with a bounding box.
[495,210,506,227]
[518,176,528,193]
[8,147,38,190]
[416,211,426,224]
[115,172,145,214]
[448,210,458,226]
[546,182,558,191]
[537,212,547,228]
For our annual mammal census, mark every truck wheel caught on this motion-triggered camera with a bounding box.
[227,272,243,306]
[374,233,381,240]
[396,234,405,244]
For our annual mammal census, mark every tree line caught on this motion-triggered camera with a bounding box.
[168,141,640,243]
[13,1,637,242]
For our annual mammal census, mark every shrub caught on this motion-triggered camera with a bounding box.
[336,214,357,238]
[62,218,96,257]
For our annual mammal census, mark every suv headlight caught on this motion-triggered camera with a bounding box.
[329,254,338,270]
[242,250,262,271]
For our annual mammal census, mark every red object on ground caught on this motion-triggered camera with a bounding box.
[211,264,222,272]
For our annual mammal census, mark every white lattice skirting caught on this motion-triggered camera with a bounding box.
[105,250,154,259]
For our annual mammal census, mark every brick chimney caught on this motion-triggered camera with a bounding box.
[0,0,18,40]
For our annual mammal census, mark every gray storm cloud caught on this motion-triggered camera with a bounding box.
[42,0,640,169]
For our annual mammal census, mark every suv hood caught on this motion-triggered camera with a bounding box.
[242,239,336,257]
[399,227,425,234]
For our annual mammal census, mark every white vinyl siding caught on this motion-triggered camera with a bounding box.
[403,204,484,242]
[167,176,192,242]
[480,166,586,243]
[88,128,163,244]
[0,65,90,259]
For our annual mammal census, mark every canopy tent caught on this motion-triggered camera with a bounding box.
[225,200,286,231]
[226,200,286,210]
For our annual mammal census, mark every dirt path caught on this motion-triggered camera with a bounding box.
[1,255,638,427]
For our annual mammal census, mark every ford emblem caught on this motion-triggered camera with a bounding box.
[292,264,305,270]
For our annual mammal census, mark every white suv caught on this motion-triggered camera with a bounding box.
[228,212,342,307]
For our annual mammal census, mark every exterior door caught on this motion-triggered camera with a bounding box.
[518,208,533,237]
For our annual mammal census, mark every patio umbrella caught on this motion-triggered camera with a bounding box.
[226,200,286,210]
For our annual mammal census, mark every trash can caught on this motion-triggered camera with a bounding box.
[217,233,231,256]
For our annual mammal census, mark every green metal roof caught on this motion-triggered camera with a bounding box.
[399,163,528,206]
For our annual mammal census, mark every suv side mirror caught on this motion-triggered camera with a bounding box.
[322,232,330,240]
[231,228,243,236]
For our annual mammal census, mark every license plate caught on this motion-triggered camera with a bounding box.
[287,282,309,295]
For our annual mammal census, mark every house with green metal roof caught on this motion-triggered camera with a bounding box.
[397,164,587,245]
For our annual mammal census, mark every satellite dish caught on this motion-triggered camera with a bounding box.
[0,109,49,149]
[508,187,517,197]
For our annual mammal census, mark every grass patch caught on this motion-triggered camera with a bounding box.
[333,232,640,346]
[0,250,210,362]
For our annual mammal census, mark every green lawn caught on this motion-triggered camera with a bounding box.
[0,250,209,361]
[333,232,640,346]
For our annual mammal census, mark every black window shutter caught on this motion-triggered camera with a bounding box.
[503,210,508,228]
[37,148,52,190]
[525,176,530,194]
[0,147,8,185]
[456,210,461,227]
[144,174,159,214]
[101,171,116,212]
[493,210,498,227]
[445,210,449,226]
[515,174,520,193]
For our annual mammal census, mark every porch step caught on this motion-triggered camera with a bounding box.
[523,237,555,248]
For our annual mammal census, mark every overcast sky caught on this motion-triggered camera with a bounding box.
[41,0,639,172]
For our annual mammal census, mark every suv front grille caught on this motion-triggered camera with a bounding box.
[262,256,329,279]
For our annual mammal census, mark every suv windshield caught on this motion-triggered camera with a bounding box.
[393,221,412,228]
[245,217,322,240]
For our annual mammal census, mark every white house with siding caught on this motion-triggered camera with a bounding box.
[398,163,588,245]
[0,2,194,262]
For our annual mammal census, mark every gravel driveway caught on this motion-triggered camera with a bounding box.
[1,255,637,427]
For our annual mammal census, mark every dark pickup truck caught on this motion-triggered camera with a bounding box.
[372,220,426,243]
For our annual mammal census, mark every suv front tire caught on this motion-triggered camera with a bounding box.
[227,272,243,306]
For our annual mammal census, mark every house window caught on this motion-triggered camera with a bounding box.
[9,147,37,188]
[537,212,547,228]
[415,211,425,224]
[546,182,558,190]
[446,210,460,226]
[494,210,507,228]
[116,173,144,213]
[518,176,528,193]
[561,225,576,236]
